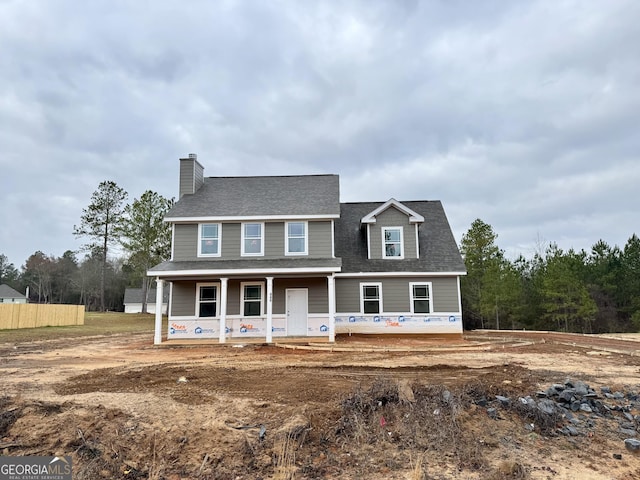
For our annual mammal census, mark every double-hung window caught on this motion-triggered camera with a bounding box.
[242,223,264,256]
[382,227,403,259]
[410,283,432,314]
[199,224,221,257]
[197,283,219,317]
[286,221,307,255]
[241,283,264,316]
[360,283,382,314]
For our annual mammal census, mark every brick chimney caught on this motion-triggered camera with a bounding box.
[179,153,204,198]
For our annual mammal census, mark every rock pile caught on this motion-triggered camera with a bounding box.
[478,378,640,454]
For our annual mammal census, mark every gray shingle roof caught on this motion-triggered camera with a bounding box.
[0,284,25,299]
[166,175,340,219]
[149,258,342,276]
[335,201,466,273]
[123,288,170,304]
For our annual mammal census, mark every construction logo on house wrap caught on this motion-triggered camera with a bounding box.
[0,456,72,480]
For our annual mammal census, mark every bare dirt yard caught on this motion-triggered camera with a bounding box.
[2,320,640,479]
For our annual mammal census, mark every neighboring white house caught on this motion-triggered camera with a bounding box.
[123,288,169,314]
[0,284,27,303]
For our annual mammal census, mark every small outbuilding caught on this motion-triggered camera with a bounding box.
[123,288,169,314]
[0,284,27,304]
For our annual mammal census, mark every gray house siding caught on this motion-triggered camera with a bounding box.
[368,206,417,260]
[335,276,460,313]
[179,157,204,198]
[221,223,241,258]
[273,278,328,314]
[226,281,241,315]
[265,223,285,257]
[172,221,333,261]
[308,221,332,257]
[173,224,198,261]
[171,281,197,316]
[169,278,328,317]
[431,277,460,312]
[179,160,194,198]
[335,278,361,313]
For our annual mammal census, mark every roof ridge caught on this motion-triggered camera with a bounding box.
[205,174,337,179]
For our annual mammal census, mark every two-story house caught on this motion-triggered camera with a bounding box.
[148,155,466,344]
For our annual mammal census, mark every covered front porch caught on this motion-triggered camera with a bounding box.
[151,274,337,345]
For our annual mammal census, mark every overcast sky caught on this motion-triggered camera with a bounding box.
[1,0,639,268]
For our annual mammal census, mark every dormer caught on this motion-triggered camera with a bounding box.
[360,199,424,260]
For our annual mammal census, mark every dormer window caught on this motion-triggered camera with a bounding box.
[382,227,404,259]
[361,199,422,260]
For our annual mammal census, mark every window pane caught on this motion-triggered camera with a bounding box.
[385,229,401,242]
[245,238,261,253]
[201,239,218,254]
[244,301,261,316]
[414,299,430,313]
[244,285,261,300]
[199,302,217,317]
[385,244,401,257]
[363,286,379,299]
[413,285,428,299]
[364,300,380,314]
[244,224,262,254]
[288,222,305,236]
[200,286,217,301]
[245,223,261,238]
[202,224,218,238]
[288,238,305,253]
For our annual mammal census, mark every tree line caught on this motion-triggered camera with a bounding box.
[3,194,638,331]
[0,181,173,312]
[460,219,640,333]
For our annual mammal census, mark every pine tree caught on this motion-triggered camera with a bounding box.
[119,190,173,313]
[73,181,128,311]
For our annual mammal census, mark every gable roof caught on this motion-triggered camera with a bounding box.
[0,284,25,299]
[166,174,340,220]
[335,201,466,274]
[360,198,425,224]
[123,288,170,304]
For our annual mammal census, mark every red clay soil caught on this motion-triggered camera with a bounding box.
[1,330,640,479]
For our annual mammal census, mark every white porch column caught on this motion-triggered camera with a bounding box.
[266,276,274,343]
[327,275,336,342]
[219,277,228,343]
[153,278,164,345]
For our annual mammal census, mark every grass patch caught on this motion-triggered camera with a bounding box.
[0,312,166,343]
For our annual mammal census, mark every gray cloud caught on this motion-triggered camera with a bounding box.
[1,0,639,267]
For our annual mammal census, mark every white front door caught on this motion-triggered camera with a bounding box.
[286,288,308,336]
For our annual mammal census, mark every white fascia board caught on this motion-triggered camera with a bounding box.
[148,266,342,277]
[360,198,425,224]
[334,271,467,278]
[166,214,340,223]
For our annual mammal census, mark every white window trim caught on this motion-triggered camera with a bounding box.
[409,282,432,314]
[285,221,308,256]
[196,282,221,318]
[241,222,265,256]
[171,224,175,261]
[360,282,383,315]
[382,226,404,259]
[198,223,222,257]
[241,281,265,317]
